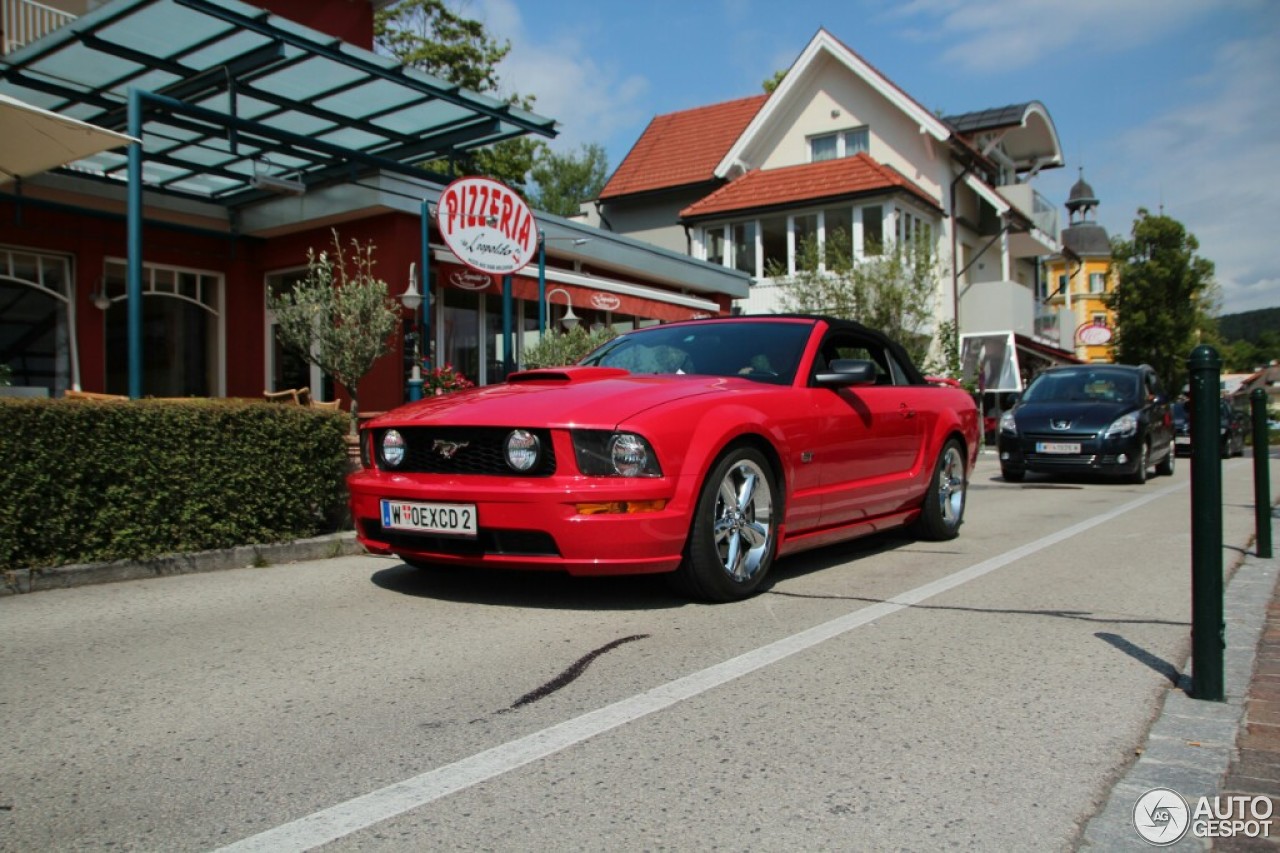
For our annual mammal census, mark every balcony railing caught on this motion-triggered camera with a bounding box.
[2,0,74,55]
[997,183,1060,239]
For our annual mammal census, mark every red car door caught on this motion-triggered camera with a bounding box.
[811,384,923,524]
[802,336,925,526]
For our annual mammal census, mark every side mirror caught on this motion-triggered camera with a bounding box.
[815,358,878,387]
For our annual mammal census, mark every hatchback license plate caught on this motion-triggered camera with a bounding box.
[1036,441,1081,454]
[381,500,478,537]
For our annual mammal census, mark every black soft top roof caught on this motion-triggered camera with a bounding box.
[657,314,929,386]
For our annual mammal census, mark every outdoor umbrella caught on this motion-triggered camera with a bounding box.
[0,92,137,180]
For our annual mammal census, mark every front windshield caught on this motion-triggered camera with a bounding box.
[580,321,814,385]
[1022,368,1141,405]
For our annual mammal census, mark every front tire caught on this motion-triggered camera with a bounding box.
[1128,442,1149,484]
[1001,465,1025,483]
[674,446,779,602]
[914,439,967,540]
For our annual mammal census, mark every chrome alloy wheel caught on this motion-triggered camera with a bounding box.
[711,458,774,582]
[936,444,966,527]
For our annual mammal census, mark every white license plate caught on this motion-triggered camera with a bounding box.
[381,500,478,537]
[1036,441,1081,454]
[1176,436,1192,445]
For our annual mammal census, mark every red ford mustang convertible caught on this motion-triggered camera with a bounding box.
[349,315,979,601]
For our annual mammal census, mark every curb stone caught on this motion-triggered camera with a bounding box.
[1,531,363,596]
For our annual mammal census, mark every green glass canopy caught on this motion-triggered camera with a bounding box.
[0,0,558,203]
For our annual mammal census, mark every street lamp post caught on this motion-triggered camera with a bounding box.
[537,229,547,338]
[401,262,424,401]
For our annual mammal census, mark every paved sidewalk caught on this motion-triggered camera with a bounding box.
[1081,539,1279,850]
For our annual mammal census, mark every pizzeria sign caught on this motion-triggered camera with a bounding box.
[436,176,537,276]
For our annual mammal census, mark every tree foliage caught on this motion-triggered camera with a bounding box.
[374,0,508,91]
[521,325,618,369]
[1108,209,1217,394]
[268,232,401,430]
[374,1,612,207]
[775,231,942,369]
[528,143,609,217]
[374,0,538,191]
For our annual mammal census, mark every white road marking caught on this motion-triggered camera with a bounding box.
[217,479,1186,852]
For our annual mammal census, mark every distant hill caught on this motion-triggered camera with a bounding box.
[1218,307,1280,343]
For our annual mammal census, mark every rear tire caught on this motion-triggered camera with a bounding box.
[914,439,967,541]
[1155,445,1175,476]
[672,446,779,602]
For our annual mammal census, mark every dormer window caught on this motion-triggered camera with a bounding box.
[809,127,869,162]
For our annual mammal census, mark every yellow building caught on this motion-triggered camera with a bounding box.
[1042,171,1117,362]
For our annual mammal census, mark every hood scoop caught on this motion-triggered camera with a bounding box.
[506,366,630,385]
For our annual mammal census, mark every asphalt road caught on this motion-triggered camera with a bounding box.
[2,450,1275,852]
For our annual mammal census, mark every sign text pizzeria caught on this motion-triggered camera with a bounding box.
[436,176,537,276]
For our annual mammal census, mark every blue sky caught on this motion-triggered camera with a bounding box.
[470,0,1279,317]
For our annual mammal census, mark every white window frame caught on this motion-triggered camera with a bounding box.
[698,201,931,280]
[808,126,870,163]
[103,257,225,396]
[0,245,78,394]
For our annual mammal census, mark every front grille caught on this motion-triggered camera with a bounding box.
[372,427,556,476]
[361,519,560,557]
[1024,430,1098,442]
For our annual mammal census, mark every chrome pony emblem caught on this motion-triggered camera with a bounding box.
[432,439,469,459]
[1050,419,1072,431]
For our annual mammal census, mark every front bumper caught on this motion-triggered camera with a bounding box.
[347,468,691,576]
[997,432,1145,477]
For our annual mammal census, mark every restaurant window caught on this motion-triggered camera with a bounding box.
[0,247,73,396]
[264,270,334,401]
[103,259,222,397]
[442,286,482,385]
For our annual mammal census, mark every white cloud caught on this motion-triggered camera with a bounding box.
[886,0,1208,74]
[474,0,650,157]
[1106,22,1280,314]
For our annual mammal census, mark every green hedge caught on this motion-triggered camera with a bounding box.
[0,398,350,571]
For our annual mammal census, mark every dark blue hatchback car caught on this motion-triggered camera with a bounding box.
[997,364,1175,484]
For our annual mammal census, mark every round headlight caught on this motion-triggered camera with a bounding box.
[505,429,540,472]
[381,429,406,467]
[610,433,649,477]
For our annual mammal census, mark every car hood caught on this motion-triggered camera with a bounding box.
[366,367,731,430]
[1012,400,1134,432]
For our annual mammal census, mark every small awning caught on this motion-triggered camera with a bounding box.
[0,93,137,180]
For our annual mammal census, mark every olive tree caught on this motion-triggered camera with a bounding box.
[269,231,401,431]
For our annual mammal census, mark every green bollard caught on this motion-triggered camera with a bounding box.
[1253,388,1273,559]
[1188,345,1224,701]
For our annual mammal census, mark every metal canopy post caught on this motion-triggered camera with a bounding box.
[127,87,143,399]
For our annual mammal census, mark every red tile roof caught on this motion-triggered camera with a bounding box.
[599,94,769,200]
[679,153,940,220]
